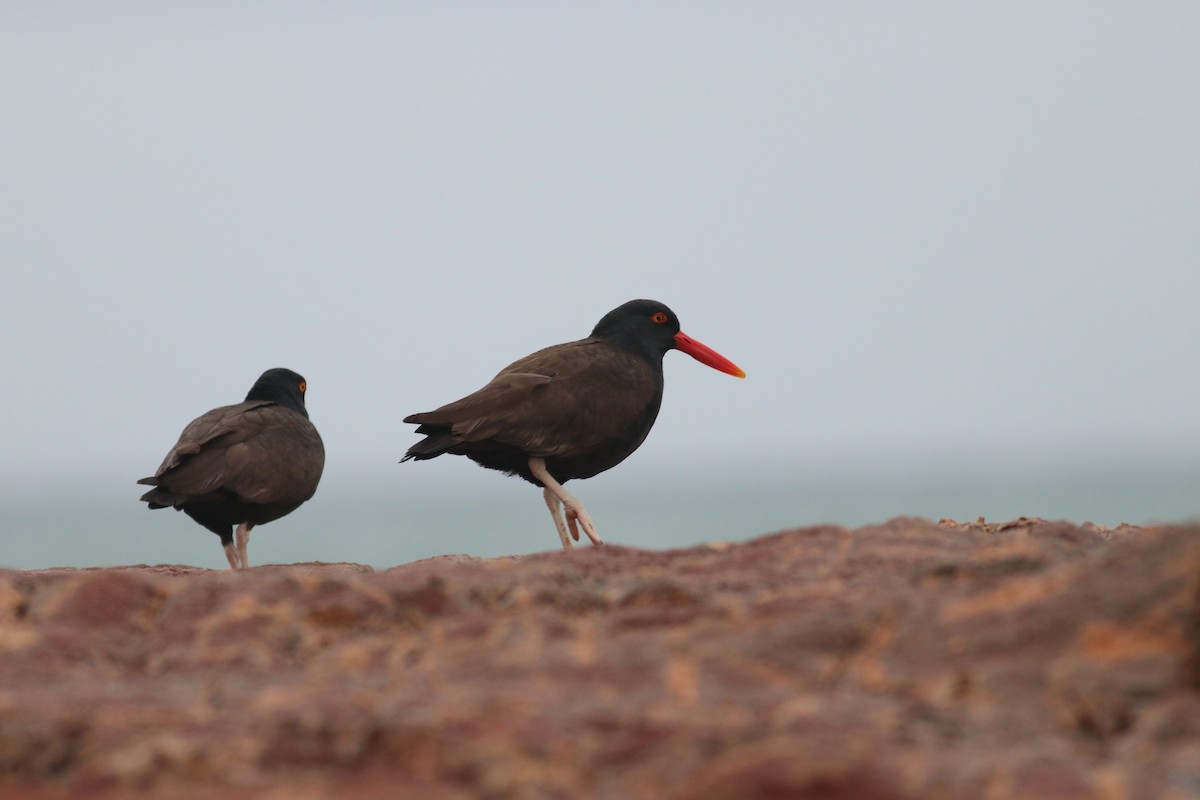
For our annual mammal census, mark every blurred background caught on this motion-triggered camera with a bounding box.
[3,4,1197,569]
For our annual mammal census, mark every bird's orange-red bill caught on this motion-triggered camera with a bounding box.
[673,331,746,378]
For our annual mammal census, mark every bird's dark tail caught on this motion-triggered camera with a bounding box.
[137,479,189,510]
[401,425,455,462]
[137,478,180,509]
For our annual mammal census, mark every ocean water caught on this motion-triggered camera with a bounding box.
[2,458,1196,571]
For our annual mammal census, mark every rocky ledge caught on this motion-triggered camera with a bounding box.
[1,517,1198,799]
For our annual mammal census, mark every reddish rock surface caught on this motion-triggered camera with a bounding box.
[1,518,1197,799]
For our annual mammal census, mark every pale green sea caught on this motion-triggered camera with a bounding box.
[3,458,1196,570]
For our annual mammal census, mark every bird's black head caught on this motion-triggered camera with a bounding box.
[245,368,310,417]
[591,299,746,378]
[590,299,682,362]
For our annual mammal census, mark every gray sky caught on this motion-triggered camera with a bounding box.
[3,5,1198,525]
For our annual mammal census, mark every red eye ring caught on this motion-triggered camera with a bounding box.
[651,312,668,324]
[298,381,307,393]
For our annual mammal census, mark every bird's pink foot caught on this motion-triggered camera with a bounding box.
[565,502,601,546]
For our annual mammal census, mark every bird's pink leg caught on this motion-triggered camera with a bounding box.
[529,458,603,547]
[542,488,574,549]
[234,523,252,569]
[223,540,242,570]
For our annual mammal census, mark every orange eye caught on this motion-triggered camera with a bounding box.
[651,312,668,324]
[298,381,307,393]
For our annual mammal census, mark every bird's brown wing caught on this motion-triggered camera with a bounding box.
[140,401,324,505]
[404,372,552,425]
[408,338,657,459]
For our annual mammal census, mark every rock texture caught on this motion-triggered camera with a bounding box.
[1,518,1198,799]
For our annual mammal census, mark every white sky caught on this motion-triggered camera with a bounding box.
[3,4,1199,507]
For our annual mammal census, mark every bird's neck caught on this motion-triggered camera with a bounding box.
[594,332,668,367]
[245,386,308,417]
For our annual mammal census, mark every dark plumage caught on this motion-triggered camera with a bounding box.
[138,368,325,569]
[402,299,744,548]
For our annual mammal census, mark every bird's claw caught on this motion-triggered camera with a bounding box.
[566,504,602,546]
